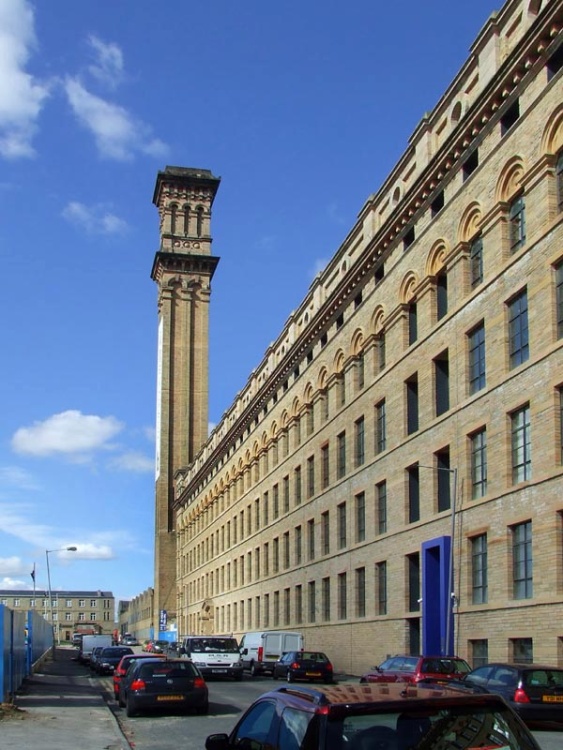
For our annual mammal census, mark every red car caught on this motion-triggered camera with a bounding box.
[360,655,471,684]
[112,653,166,699]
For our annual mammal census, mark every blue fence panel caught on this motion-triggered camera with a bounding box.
[1,604,54,701]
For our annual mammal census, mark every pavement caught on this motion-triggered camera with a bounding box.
[1,645,130,750]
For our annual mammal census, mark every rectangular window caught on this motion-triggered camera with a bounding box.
[337,502,347,549]
[377,333,386,371]
[273,484,279,519]
[308,581,316,623]
[263,492,269,526]
[263,543,269,576]
[513,520,533,599]
[436,272,448,320]
[354,416,365,467]
[470,428,487,498]
[338,373,346,407]
[283,475,290,513]
[559,387,563,465]
[377,481,387,534]
[512,638,533,664]
[501,98,520,136]
[337,431,346,478]
[408,303,418,344]
[321,443,330,488]
[436,447,451,512]
[508,289,529,368]
[294,465,302,506]
[469,235,483,288]
[463,149,479,181]
[408,553,421,612]
[511,404,531,483]
[294,525,302,565]
[408,464,420,523]
[355,567,366,618]
[434,350,450,416]
[556,261,563,339]
[322,577,331,621]
[307,518,315,561]
[406,374,419,434]
[471,534,488,604]
[377,561,387,615]
[375,399,386,454]
[255,498,260,531]
[321,511,330,555]
[273,537,279,573]
[307,456,315,498]
[471,639,489,668]
[468,322,486,394]
[295,585,303,624]
[273,591,280,627]
[283,531,290,569]
[338,572,347,620]
[355,492,366,543]
[509,194,526,251]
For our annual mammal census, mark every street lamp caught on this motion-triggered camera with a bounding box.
[46,546,77,656]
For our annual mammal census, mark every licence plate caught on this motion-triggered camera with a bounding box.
[306,672,321,677]
[212,669,227,673]
[542,695,563,703]
[157,695,183,701]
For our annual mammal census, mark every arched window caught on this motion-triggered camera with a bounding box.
[196,206,204,237]
[170,202,178,235]
[183,204,191,235]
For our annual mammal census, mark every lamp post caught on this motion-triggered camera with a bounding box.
[46,546,77,657]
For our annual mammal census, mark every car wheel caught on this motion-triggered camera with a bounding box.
[273,670,278,681]
[286,671,294,683]
[250,662,258,677]
[126,696,137,717]
[195,701,209,716]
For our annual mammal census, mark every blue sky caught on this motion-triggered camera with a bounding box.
[0,0,501,603]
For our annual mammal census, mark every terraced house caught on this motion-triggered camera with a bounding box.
[150,0,563,675]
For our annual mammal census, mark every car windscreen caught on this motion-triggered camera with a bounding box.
[188,638,239,653]
[326,705,538,750]
[140,662,198,679]
[421,658,471,675]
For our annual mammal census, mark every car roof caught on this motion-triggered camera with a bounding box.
[472,662,563,671]
[261,683,507,708]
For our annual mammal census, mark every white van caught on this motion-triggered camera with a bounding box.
[181,635,243,680]
[239,630,304,676]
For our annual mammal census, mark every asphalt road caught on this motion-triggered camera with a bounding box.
[96,671,563,750]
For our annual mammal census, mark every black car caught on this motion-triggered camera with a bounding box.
[119,658,208,717]
[273,651,334,684]
[95,646,134,675]
[205,683,542,750]
[459,662,563,725]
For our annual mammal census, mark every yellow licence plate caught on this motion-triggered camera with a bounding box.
[542,695,563,703]
[157,695,183,701]
[306,672,321,677]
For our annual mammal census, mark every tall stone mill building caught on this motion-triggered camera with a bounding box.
[150,0,563,675]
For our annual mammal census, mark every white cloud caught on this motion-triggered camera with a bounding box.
[66,542,114,560]
[0,555,26,576]
[62,200,128,234]
[108,451,154,473]
[87,35,124,89]
[0,0,50,158]
[11,409,124,458]
[64,76,168,161]
[0,576,28,590]
[0,465,40,490]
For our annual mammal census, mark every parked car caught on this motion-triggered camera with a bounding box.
[359,654,471,684]
[146,639,169,653]
[456,662,563,725]
[118,657,208,717]
[204,683,542,750]
[94,646,134,675]
[122,636,139,646]
[239,630,303,676]
[89,646,106,672]
[273,651,334,684]
[112,653,167,700]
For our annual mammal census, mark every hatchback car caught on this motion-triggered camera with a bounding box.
[459,662,563,725]
[273,651,334,684]
[94,646,134,675]
[360,654,471,684]
[89,646,105,672]
[146,639,169,653]
[204,683,541,750]
[113,652,167,699]
[119,658,208,717]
